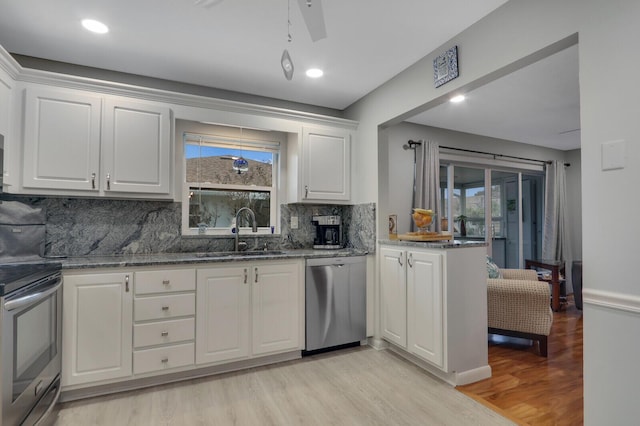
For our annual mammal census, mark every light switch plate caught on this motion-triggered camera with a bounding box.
[291,216,299,229]
[602,139,626,171]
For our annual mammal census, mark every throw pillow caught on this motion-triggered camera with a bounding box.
[486,256,502,278]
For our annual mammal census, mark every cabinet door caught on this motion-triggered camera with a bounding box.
[0,69,11,146]
[251,262,301,355]
[62,272,133,386]
[196,266,250,364]
[23,87,101,191]
[379,247,407,348]
[407,250,444,368]
[302,127,350,201]
[102,98,171,195]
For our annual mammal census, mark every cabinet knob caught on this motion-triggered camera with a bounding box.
[91,172,96,189]
[161,331,169,337]
[106,173,111,190]
[161,357,169,363]
[161,306,170,311]
[162,279,170,285]
[305,185,309,198]
[407,253,414,268]
[398,253,404,267]
[255,267,259,283]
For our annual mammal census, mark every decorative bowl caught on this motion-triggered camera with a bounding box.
[412,208,435,234]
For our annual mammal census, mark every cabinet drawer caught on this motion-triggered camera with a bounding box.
[135,269,195,295]
[134,293,195,321]
[133,342,194,375]
[134,317,195,349]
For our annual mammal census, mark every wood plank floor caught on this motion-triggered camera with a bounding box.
[458,296,584,426]
[52,347,515,426]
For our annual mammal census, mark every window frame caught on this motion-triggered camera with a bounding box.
[181,131,281,237]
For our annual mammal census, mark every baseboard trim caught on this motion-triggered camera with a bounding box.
[583,288,640,314]
[60,351,301,402]
[368,337,389,350]
[453,365,492,386]
[385,343,490,387]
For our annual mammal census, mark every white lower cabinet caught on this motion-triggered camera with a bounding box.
[379,246,443,368]
[62,272,133,387]
[132,269,196,375]
[379,244,490,386]
[62,260,304,392]
[196,260,303,365]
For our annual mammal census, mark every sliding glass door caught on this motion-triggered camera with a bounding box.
[441,163,543,268]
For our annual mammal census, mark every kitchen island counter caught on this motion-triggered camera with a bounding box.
[379,238,486,250]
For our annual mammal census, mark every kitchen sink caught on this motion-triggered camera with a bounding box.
[195,250,286,258]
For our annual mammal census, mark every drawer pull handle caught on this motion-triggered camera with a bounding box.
[161,306,170,311]
[161,331,169,337]
[162,280,170,285]
[161,357,169,363]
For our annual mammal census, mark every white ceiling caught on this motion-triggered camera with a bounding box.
[0,0,508,110]
[407,44,581,151]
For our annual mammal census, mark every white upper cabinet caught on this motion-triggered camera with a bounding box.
[102,98,171,194]
[23,87,102,192]
[0,68,13,144]
[21,85,172,198]
[291,126,351,203]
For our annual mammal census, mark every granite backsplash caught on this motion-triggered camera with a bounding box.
[0,196,375,257]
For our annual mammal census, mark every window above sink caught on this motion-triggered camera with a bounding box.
[178,120,285,237]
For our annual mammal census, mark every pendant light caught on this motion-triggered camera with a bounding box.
[281,0,294,80]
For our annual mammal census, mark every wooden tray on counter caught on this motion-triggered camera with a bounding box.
[397,232,453,242]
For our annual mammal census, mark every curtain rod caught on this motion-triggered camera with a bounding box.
[438,145,570,167]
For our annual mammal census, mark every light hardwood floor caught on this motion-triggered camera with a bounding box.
[52,347,514,426]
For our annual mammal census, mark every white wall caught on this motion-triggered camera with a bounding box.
[345,0,640,423]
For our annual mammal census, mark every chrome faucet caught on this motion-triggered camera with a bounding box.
[234,207,258,251]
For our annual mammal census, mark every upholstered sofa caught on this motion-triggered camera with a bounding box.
[487,268,553,356]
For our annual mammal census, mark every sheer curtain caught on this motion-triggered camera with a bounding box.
[542,160,572,261]
[413,140,441,232]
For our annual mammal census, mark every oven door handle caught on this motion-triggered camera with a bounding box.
[4,279,62,312]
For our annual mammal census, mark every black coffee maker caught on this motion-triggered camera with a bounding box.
[312,215,342,249]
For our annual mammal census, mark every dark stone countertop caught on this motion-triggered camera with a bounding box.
[378,239,487,250]
[60,248,369,270]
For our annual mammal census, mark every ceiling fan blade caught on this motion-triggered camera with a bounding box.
[296,0,327,42]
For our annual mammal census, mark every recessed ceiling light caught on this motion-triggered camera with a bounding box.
[450,94,466,103]
[81,19,109,34]
[306,68,324,78]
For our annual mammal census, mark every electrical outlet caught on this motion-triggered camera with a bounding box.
[291,216,299,229]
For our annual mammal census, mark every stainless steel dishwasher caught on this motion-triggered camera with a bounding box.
[305,256,366,353]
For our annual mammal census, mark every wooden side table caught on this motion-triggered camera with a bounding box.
[524,258,565,312]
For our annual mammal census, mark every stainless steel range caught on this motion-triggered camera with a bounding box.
[0,201,62,426]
